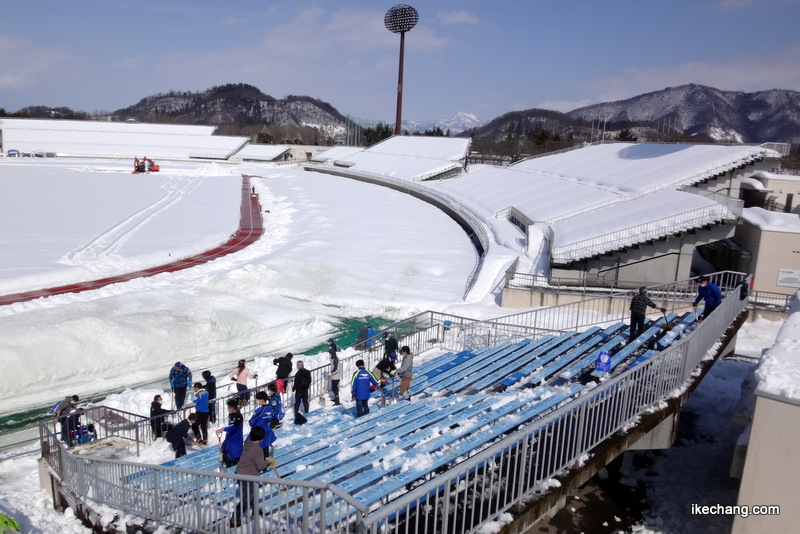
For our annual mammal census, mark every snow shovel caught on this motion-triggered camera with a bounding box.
[318,375,331,407]
[660,309,674,331]
[218,435,226,472]
[267,458,288,493]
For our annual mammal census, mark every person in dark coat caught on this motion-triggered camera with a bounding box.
[273,352,293,380]
[166,413,196,458]
[629,287,665,341]
[216,399,244,467]
[693,275,723,320]
[202,370,217,424]
[229,426,269,527]
[292,360,312,416]
[374,353,397,385]
[54,395,79,446]
[356,324,370,350]
[383,332,399,357]
[150,394,172,439]
[350,360,379,417]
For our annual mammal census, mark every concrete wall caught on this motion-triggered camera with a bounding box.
[734,221,800,296]
[732,395,800,534]
[761,174,800,213]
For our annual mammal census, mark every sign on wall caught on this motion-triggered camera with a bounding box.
[777,268,800,288]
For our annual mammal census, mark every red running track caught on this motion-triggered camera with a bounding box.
[0,175,263,307]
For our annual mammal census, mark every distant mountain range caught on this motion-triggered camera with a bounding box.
[402,111,485,135]
[471,84,800,144]
[7,83,800,144]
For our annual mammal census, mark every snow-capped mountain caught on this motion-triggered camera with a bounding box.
[402,112,485,135]
[567,84,800,143]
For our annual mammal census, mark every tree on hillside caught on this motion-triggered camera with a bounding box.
[616,129,638,142]
[361,122,394,146]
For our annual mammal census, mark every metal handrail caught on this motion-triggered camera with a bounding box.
[359,279,749,532]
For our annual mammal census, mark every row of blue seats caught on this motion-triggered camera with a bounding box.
[146,312,689,514]
[302,383,586,523]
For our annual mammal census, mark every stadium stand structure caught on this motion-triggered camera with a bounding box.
[108,310,710,532]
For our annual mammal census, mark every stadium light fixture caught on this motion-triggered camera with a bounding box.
[385,4,418,135]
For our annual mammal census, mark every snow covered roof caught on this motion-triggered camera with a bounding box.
[313,136,470,181]
[312,145,365,162]
[513,142,780,197]
[234,144,291,161]
[338,150,462,181]
[741,207,800,233]
[431,142,772,262]
[550,190,737,263]
[438,164,622,221]
[0,118,250,160]
[0,118,217,136]
[755,294,800,404]
[368,135,470,161]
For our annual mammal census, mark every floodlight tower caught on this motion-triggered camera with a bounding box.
[385,4,418,135]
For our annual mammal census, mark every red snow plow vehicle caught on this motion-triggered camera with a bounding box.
[133,157,160,174]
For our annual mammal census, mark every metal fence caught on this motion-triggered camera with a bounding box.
[358,275,750,533]
[40,273,749,533]
[41,423,366,533]
[551,203,739,264]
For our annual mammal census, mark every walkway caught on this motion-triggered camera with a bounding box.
[0,175,263,307]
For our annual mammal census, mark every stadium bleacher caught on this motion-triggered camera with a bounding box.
[145,315,693,523]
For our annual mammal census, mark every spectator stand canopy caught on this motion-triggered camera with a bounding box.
[0,118,248,160]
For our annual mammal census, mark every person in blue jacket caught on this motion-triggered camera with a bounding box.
[351,359,379,417]
[216,399,244,467]
[190,382,210,444]
[169,362,192,409]
[248,390,277,459]
[266,383,285,429]
[693,275,723,320]
[365,324,377,348]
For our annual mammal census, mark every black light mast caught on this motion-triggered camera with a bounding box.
[384,4,418,136]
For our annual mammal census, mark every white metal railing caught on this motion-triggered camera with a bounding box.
[551,201,736,263]
[499,271,746,329]
[759,142,790,157]
[358,278,749,533]
[41,423,366,534]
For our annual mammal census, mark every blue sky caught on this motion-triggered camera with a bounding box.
[2,0,800,123]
